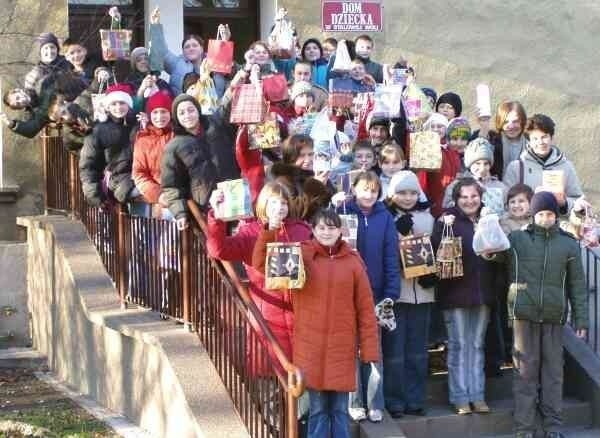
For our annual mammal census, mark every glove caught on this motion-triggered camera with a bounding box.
[375,298,396,331]
[395,214,414,236]
[417,273,438,289]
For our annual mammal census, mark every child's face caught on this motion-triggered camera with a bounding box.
[151,108,171,129]
[293,93,314,112]
[354,148,375,171]
[65,44,87,67]
[176,101,200,130]
[448,137,468,154]
[40,43,58,64]
[294,145,314,170]
[437,103,456,120]
[7,89,31,110]
[508,193,530,219]
[266,196,289,222]
[369,125,389,146]
[353,180,379,209]
[502,110,522,139]
[528,128,553,158]
[350,62,366,81]
[469,159,491,180]
[293,64,312,83]
[428,122,447,139]
[313,220,342,247]
[534,210,556,229]
[322,43,336,60]
[108,101,129,119]
[303,42,321,61]
[394,190,419,210]
[380,157,405,178]
[355,39,373,59]
[252,44,271,65]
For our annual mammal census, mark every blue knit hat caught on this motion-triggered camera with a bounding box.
[530,191,559,216]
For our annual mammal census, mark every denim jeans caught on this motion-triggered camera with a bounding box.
[308,390,350,438]
[443,305,490,405]
[350,331,384,411]
[382,303,432,412]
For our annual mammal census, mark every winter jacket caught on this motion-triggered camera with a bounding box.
[132,124,175,203]
[310,58,329,89]
[24,55,71,92]
[492,223,588,329]
[79,114,136,206]
[417,147,462,218]
[387,204,436,304]
[204,112,240,182]
[207,213,312,371]
[252,233,380,391]
[503,145,583,215]
[160,132,218,219]
[431,207,497,310]
[337,200,401,303]
[442,172,508,213]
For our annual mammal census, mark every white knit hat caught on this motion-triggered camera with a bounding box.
[103,91,133,110]
[423,112,449,131]
[388,170,422,197]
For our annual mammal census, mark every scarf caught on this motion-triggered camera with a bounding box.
[501,133,527,173]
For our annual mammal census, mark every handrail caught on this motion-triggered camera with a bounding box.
[187,199,305,398]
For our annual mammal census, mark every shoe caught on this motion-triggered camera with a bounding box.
[404,408,426,416]
[388,409,403,419]
[349,407,367,422]
[455,404,472,415]
[544,433,566,438]
[367,409,383,423]
[515,432,534,438]
[471,401,491,413]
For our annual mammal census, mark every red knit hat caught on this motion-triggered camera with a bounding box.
[146,90,173,114]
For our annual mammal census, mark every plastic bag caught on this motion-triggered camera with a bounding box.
[310,108,337,142]
[472,213,510,255]
[331,40,352,72]
[269,13,295,59]
[372,84,404,119]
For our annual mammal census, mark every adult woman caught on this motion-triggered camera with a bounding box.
[301,38,328,89]
[126,47,171,104]
[432,177,496,415]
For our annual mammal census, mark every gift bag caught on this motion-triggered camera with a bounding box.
[409,131,442,171]
[580,207,599,248]
[288,113,318,136]
[340,214,359,250]
[100,18,132,62]
[206,26,234,74]
[214,179,254,222]
[384,67,408,86]
[248,112,281,150]
[90,77,113,121]
[336,170,361,195]
[353,92,374,117]
[436,222,463,279]
[482,187,505,215]
[310,108,337,142]
[265,242,306,290]
[269,15,295,59]
[331,40,352,72]
[230,83,267,124]
[472,213,510,255]
[542,170,565,196]
[399,234,437,279]
[313,139,336,173]
[262,74,289,102]
[402,82,433,123]
[192,76,219,115]
[372,84,404,119]
[329,78,355,109]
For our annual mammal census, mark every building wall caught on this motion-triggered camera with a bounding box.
[281,0,600,203]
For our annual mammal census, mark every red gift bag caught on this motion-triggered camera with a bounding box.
[262,74,289,103]
[230,83,268,124]
[206,26,234,75]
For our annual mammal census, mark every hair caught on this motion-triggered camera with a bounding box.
[294,60,312,71]
[355,34,374,45]
[254,182,292,223]
[3,89,16,108]
[351,58,365,66]
[525,113,555,137]
[171,95,207,135]
[311,208,342,228]
[62,38,84,50]
[181,34,204,50]
[281,134,314,164]
[506,183,534,204]
[495,101,527,135]
[353,140,375,155]
[249,40,272,57]
[301,38,323,60]
[378,144,405,165]
[182,72,200,93]
[451,177,484,203]
[322,37,338,48]
[352,170,381,191]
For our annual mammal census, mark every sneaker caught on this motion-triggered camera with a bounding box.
[368,409,383,423]
[471,400,491,413]
[404,407,426,416]
[349,407,367,422]
[455,404,472,415]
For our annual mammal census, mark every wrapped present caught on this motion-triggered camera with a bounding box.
[399,234,437,279]
[372,84,404,119]
[100,28,132,62]
[248,112,281,150]
[436,222,463,279]
[191,76,219,115]
[472,213,510,255]
[214,179,254,222]
[265,242,306,290]
[206,26,234,74]
[340,214,359,250]
[262,74,289,102]
[542,170,565,195]
[409,131,442,171]
[230,83,267,124]
[482,187,505,215]
[329,78,355,109]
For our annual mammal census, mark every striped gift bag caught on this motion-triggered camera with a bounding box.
[230,83,267,124]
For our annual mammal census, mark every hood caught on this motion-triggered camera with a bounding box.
[521,145,565,168]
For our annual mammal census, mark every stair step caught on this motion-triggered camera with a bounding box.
[490,427,600,438]
[427,370,514,404]
[0,348,47,369]
[395,398,591,438]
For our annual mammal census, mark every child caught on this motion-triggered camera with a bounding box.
[349,59,376,94]
[367,114,393,156]
[486,192,588,438]
[378,144,406,200]
[354,34,383,83]
[251,208,379,437]
[63,38,103,85]
[383,171,436,418]
[446,117,471,158]
[500,184,534,234]
[435,92,463,120]
[352,141,378,172]
[322,37,338,61]
[332,171,400,423]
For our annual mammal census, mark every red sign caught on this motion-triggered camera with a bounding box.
[322,0,383,32]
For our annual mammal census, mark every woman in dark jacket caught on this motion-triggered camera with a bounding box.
[431,177,495,415]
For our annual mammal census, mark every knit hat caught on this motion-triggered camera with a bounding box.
[388,170,421,197]
[367,113,391,131]
[103,83,134,109]
[530,191,559,216]
[146,89,173,114]
[464,137,494,169]
[38,32,60,52]
[446,117,471,141]
[423,112,449,131]
[436,92,463,116]
[421,87,437,104]
[290,81,314,102]
[130,47,148,70]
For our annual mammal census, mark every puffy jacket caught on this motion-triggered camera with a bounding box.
[252,232,380,391]
[311,58,329,89]
[496,223,588,329]
[503,145,583,214]
[132,125,174,203]
[338,201,401,303]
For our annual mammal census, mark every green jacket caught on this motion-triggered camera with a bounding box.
[497,223,588,329]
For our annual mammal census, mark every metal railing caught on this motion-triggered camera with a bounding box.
[583,247,600,354]
[41,131,304,438]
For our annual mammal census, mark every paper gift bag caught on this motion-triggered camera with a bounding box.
[214,179,254,222]
[399,234,437,279]
[373,84,404,119]
[288,113,318,136]
[409,131,442,171]
[262,74,289,102]
[230,83,267,124]
[403,82,433,122]
[100,29,132,61]
[542,170,565,195]
[340,214,359,250]
[192,77,219,115]
[248,112,281,150]
[329,78,355,109]
[336,170,362,195]
[436,223,463,280]
[482,187,505,215]
[265,242,306,290]
[206,27,234,75]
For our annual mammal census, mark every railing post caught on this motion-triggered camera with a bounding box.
[41,127,50,213]
[68,152,77,218]
[117,204,128,309]
[182,226,192,332]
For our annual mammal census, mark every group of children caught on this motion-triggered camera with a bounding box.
[2,9,593,438]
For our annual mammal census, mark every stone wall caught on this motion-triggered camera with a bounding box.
[282,0,600,203]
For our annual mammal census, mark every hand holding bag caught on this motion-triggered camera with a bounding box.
[436,221,463,279]
[472,213,510,255]
[100,11,132,61]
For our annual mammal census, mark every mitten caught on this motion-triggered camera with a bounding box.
[417,273,438,289]
[395,214,414,236]
[375,298,396,331]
